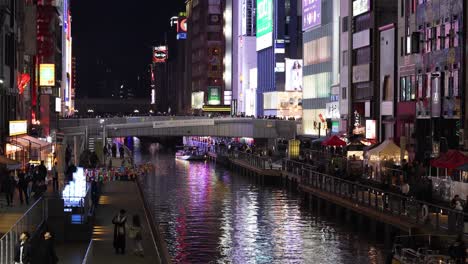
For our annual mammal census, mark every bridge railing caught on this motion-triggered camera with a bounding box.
[298,166,466,234]
[0,198,47,264]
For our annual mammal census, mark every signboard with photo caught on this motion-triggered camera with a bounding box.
[285,59,303,91]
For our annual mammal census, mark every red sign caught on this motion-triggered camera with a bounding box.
[17,73,31,95]
[178,18,187,33]
[152,46,168,63]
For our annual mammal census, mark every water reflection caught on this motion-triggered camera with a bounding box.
[140,153,384,263]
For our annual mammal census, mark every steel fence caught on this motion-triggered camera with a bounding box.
[0,198,47,264]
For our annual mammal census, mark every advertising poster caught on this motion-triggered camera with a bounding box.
[191,92,204,109]
[256,0,273,51]
[285,59,303,91]
[39,64,55,86]
[208,87,221,105]
[365,120,376,139]
[302,0,321,31]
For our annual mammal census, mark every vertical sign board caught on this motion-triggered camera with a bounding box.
[256,0,273,51]
[208,87,221,105]
[39,64,55,86]
[302,0,321,31]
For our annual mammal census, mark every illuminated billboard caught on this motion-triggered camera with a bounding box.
[191,92,204,109]
[55,97,61,112]
[9,120,27,136]
[303,0,321,31]
[39,64,55,86]
[153,46,168,63]
[208,87,221,105]
[365,120,376,139]
[285,59,303,91]
[353,0,370,17]
[256,0,273,51]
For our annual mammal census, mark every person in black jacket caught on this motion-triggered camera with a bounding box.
[14,232,32,264]
[2,172,15,207]
[17,170,29,205]
[37,232,58,264]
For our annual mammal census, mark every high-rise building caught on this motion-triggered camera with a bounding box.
[256,0,303,118]
[397,0,466,159]
[186,0,230,114]
[339,0,398,141]
[302,0,341,137]
[233,0,257,116]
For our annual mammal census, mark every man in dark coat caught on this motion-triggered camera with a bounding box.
[111,144,117,158]
[112,209,127,254]
[14,232,32,264]
[38,161,47,182]
[17,170,29,205]
[37,232,58,264]
[119,145,124,159]
[2,173,15,206]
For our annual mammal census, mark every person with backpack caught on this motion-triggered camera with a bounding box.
[128,214,144,257]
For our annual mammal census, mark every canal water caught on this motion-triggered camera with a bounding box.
[138,152,385,264]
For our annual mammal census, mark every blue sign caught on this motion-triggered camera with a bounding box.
[177,33,187,40]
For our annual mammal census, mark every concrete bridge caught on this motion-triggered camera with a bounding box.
[58,116,299,155]
[59,116,299,139]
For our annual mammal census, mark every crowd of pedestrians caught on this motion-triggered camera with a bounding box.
[1,161,52,208]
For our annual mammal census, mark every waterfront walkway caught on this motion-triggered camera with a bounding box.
[84,181,160,264]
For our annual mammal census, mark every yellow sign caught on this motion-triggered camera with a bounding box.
[9,120,27,136]
[39,64,55,86]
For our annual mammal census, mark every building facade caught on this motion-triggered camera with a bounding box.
[256,0,302,118]
[398,0,465,160]
[302,0,341,137]
[339,0,397,142]
[186,0,229,113]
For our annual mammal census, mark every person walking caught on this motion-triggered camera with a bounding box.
[128,214,144,257]
[14,232,32,264]
[111,144,117,158]
[37,232,58,264]
[112,209,127,254]
[119,145,124,159]
[2,172,15,207]
[51,162,59,192]
[17,170,29,205]
[38,161,47,182]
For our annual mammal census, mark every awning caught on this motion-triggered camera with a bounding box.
[431,150,468,169]
[0,156,21,170]
[322,135,346,147]
[367,139,407,160]
[8,135,51,150]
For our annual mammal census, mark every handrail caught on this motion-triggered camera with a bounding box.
[0,197,46,240]
[81,239,94,264]
[135,178,172,264]
[0,197,47,264]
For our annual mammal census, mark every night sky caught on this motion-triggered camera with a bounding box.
[72,0,185,98]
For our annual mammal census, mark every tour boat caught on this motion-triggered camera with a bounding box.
[175,146,206,161]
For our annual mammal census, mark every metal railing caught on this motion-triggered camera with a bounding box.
[0,197,47,264]
[81,239,94,264]
[228,151,271,170]
[298,166,467,234]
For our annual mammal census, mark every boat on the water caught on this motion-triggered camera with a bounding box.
[175,146,206,161]
[391,234,458,264]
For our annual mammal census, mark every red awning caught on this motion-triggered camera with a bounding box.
[322,135,347,147]
[430,150,468,169]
